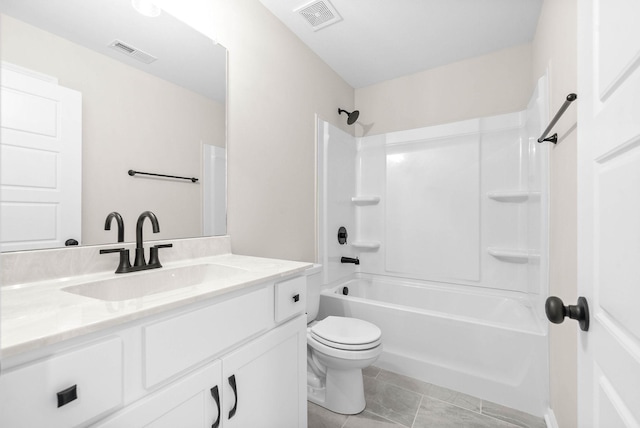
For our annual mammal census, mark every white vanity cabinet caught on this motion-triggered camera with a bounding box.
[0,273,308,428]
[97,316,306,428]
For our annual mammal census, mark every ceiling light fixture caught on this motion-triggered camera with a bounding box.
[131,0,162,17]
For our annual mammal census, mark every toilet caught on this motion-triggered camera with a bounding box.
[304,265,383,415]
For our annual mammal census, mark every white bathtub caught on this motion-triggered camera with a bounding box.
[318,274,548,417]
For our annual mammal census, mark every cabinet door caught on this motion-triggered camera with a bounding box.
[222,315,307,428]
[96,360,222,428]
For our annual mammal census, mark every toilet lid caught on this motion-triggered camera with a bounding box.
[310,316,381,350]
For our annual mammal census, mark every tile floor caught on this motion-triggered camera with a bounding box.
[308,366,547,428]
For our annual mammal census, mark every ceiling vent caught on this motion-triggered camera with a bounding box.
[108,40,157,64]
[295,0,342,31]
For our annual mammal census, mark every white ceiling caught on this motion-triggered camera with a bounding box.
[0,0,226,102]
[259,0,543,88]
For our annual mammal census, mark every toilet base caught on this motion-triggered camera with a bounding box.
[307,368,366,415]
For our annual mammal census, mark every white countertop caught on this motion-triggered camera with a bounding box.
[1,254,312,358]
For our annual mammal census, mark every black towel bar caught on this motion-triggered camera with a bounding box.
[128,169,198,183]
[537,93,577,144]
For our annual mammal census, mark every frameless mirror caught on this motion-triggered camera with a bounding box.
[0,0,227,252]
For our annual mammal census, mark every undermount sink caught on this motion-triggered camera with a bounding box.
[62,263,248,301]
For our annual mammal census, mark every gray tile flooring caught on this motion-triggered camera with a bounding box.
[308,366,547,428]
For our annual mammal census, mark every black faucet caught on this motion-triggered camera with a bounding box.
[341,256,360,265]
[104,212,125,242]
[100,210,172,274]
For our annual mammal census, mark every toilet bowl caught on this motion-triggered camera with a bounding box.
[304,265,383,414]
[306,315,382,414]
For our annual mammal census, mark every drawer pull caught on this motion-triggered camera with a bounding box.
[292,294,300,303]
[57,384,77,408]
[228,374,238,419]
[210,385,220,428]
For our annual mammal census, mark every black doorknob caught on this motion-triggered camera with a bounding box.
[545,296,590,331]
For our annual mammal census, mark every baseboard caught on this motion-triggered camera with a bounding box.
[544,408,559,428]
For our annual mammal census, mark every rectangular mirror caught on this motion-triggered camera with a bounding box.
[0,0,227,252]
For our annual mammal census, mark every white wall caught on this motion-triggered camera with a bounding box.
[0,15,225,245]
[317,120,358,285]
[354,44,533,137]
[154,0,355,263]
[532,0,578,427]
[352,110,548,296]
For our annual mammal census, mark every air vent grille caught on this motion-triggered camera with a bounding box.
[295,0,342,31]
[108,40,157,64]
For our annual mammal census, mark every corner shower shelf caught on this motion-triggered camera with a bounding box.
[487,191,541,203]
[351,241,381,250]
[487,248,540,264]
[351,196,381,205]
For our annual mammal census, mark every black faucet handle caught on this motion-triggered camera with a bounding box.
[100,248,125,254]
[149,243,173,267]
[100,248,132,273]
[153,244,173,249]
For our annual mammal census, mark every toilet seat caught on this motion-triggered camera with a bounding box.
[310,316,381,351]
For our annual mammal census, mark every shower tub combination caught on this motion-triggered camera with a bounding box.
[318,273,548,417]
[316,76,551,418]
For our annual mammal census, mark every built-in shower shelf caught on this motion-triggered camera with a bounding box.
[487,248,540,264]
[487,191,541,203]
[351,241,381,250]
[351,196,381,205]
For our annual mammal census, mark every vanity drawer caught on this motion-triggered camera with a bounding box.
[143,286,273,387]
[0,337,123,428]
[274,275,306,323]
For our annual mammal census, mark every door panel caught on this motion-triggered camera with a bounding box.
[578,0,640,426]
[0,64,82,251]
[596,0,640,100]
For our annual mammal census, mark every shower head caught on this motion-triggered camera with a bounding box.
[338,108,359,125]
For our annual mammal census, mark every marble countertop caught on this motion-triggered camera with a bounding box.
[1,253,312,358]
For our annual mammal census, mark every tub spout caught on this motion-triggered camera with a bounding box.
[341,256,360,265]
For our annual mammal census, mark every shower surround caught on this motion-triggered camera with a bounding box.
[317,76,550,417]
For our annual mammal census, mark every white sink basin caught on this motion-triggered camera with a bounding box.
[62,263,248,301]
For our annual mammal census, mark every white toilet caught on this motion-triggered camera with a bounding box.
[305,265,383,415]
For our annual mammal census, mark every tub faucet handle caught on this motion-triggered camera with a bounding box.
[338,226,348,245]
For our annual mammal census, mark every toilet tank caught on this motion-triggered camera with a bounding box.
[305,264,323,323]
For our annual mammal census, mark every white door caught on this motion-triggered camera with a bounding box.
[578,1,640,426]
[0,64,82,251]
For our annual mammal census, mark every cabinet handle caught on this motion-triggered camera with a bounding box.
[57,384,78,408]
[228,374,238,419]
[292,294,300,303]
[210,385,220,428]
